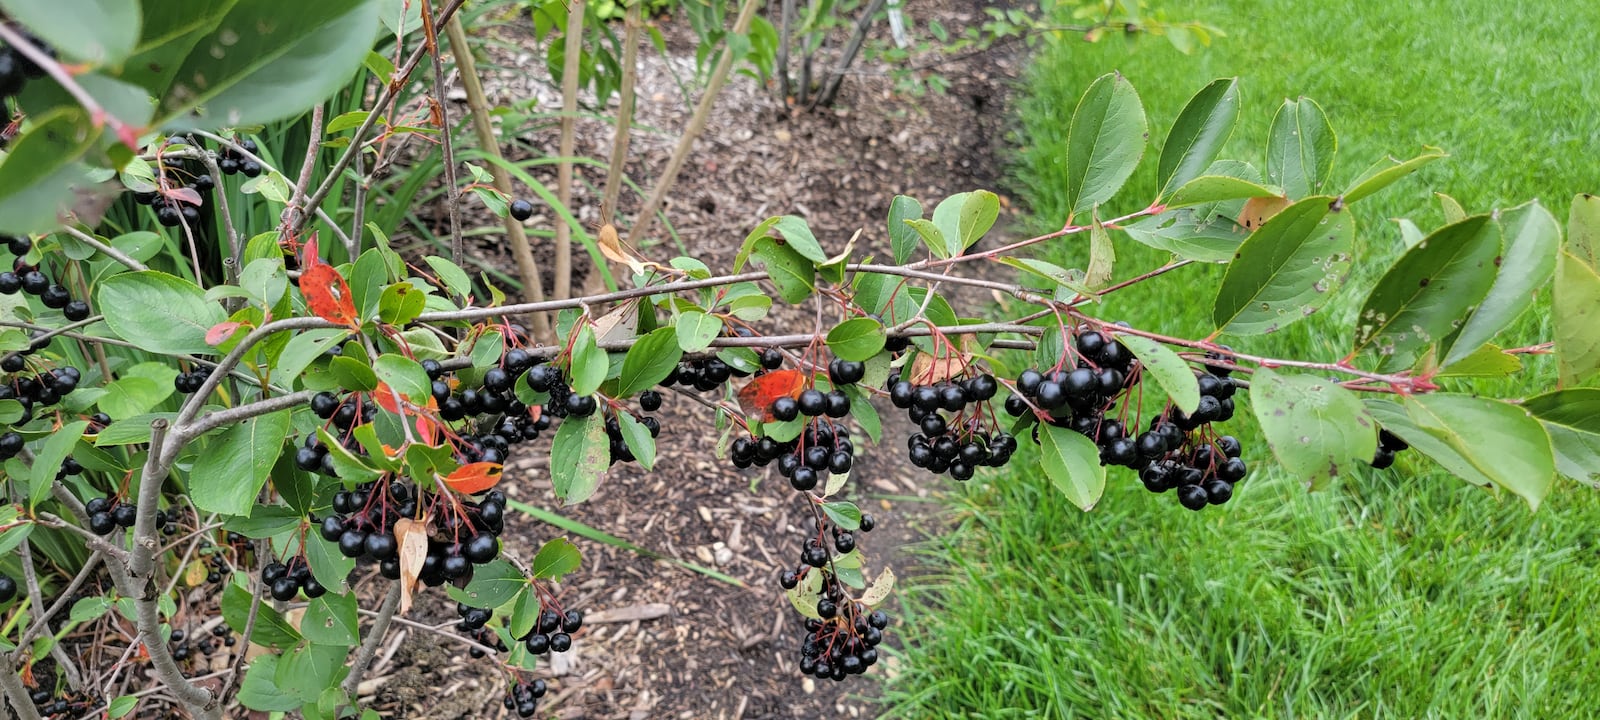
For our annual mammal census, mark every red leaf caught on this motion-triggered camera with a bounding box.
[737,369,809,421]
[205,321,243,346]
[443,462,503,495]
[372,381,401,414]
[299,236,359,328]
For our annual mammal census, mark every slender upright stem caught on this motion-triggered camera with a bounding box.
[625,0,765,249]
[554,0,588,301]
[443,15,554,343]
[341,584,402,703]
[814,0,886,107]
[422,0,465,267]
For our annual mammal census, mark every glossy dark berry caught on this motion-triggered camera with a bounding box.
[62,300,90,321]
[797,389,827,417]
[509,199,535,221]
[638,390,662,412]
[112,503,137,527]
[0,574,16,603]
[1176,484,1209,511]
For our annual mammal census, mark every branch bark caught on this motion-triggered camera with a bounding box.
[814,0,886,108]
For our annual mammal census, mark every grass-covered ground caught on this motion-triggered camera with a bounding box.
[882,1,1600,717]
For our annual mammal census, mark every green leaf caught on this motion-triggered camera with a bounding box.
[616,327,682,396]
[1121,209,1249,263]
[423,256,473,298]
[751,236,815,304]
[349,249,389,320]
[1341,148,1447,204]
[616,412,656,470]
[1164,175,1281,210]
[1554,250,1600,387]
[303,531,355,594]
[826,318,887,361]
[275,328,349,385]
[1038,424,1106,511]
[732,217,779,272]
[1,0,140,64]
[1352,215,1501,371]
[1265,97,1336,199]
[275,642,346,703]
[820,501,861,530]
[1064,72,1147,217]
[30,421,87,508]
[1435,343,1521,379]
[888,195,923,264]
[932,190,1001,256]
[843,384,881,444]
[448,559,526,607]
[531,538,582,581]
[1568,193,1600,269]
[372,353,429,404]
[1085,219,1114,290]
[328,355,377,393]
[1443,201,1559,366]
[97,271,228,356]
[300,592,359,646]
[1118,335,1199,414]
[1523,388,1600,486]
[189,410,291,516]
[222,579,301,649]
[786,566,823,620]
[107,695,137,719]
[768,215,827,264]
[550,413,608,504]
[1248,368,1377,490]
[377,282,426,326]
[675,310,721,352]
[156,0,383,130]
[903,218,949,260]
[238,655,301,712]
[222,505,303,538]
[1157,77,1240,197]
[1213,196,1353,334]
[568,325,607,396]
[1392,394,1555,510]
[1439,193,1466,224]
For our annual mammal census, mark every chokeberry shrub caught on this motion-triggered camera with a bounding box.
[0,4,1590,720]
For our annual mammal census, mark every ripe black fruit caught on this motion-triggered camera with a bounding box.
[1176,484,1209,511]
[509,199,535,221]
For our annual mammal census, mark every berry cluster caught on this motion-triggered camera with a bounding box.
[0,34,48,102]
[891,372,1015,481]
[173,365,214,394]
[778,513,889,682]
[217,139,263,178]
[316,484,505,587]
[730,419,855,492]
[0,234,92,321]
[501,678,548,718]
[663,355,745,393]
[261,556,327,601]
[604,410,659,464]
[0,363,80,428]
[515,604,583,656]
[170,624,237,662]
[25,686,100,719]
[83,495,185,536]
[1370,427,1408,469]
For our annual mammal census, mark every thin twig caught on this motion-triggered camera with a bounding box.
[293,0,471,239]
[58,226,149,271]
[280,104,327,241]
[814,0,886,107]
[0,25,136,146]
[422,0,465,266]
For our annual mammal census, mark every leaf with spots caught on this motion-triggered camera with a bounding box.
[1249,367,1377,491]
[1372,394,1555,510]
[1351,215,1500,371]
[1441,200,1559,366]
[1212,195,1353,335]
[299,236,360,328]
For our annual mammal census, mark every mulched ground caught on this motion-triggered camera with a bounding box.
[355,2,1026,718]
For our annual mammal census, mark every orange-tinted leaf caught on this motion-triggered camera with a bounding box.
[372,381,401,414]
[737,369,809,420]
[206,321,243,346]
[1238,195,1291,231]
[444,462,503,494]
[300,236,360,328]
[165,186,203,207]
[415,396,441,444]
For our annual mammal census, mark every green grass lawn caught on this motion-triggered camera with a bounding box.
[881,1,1600,717]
